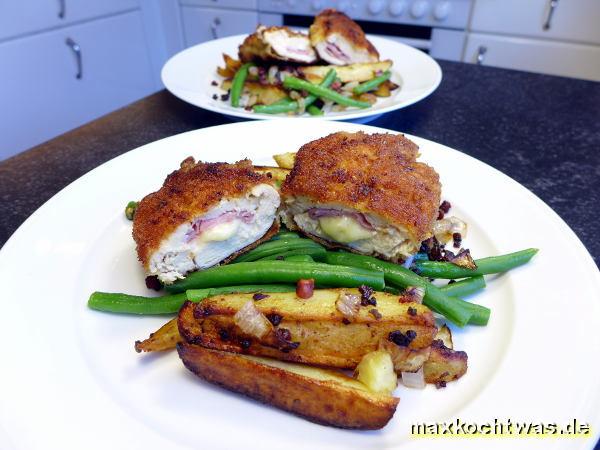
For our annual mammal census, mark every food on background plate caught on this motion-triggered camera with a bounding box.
[132,158,280,284]
[309,9,379,65]
[280,131,441,261]
[239,25,317,64]
[89,130,538,430]
[214,9,399,115]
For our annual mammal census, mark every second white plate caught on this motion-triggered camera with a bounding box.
[161,34,442,122]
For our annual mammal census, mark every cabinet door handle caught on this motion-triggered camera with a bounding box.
[476,46,487,65]
[543,0,558,30]
[58,0,66,18]
[65,37,82,79]
[210,17,221,39]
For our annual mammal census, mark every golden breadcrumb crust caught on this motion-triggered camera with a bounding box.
[309,9,379,60]
[132,158,276,268]
[280,132,441,243]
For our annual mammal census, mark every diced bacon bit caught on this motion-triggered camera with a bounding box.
[145,275,162,291]
[233,301,273,339]
[336,291,361,321]
[296,279,315,299]
[403,286,425,304]
[185,210,254,242]
[307,208,374,230]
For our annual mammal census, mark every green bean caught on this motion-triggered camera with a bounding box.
[186,284,296,302]
[269,231,301,241]
[284,255,315,262]
[230,63,254,107]
[439,276,486,297]
[125,201,138,221]
[462,301,490,326]
[307,104,323,116]
[353,71,391,95]
[232,238,324,263]
[88,292,187,315]
[258,247,327,261]
[253,69,337,114]
[383,285,401,295]
[414,248,539,279]
[323,252,476,327]
[165,260,385,293]
[283,76,371,109]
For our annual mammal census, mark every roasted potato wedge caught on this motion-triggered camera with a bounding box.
[220,80,287,105]
[178,289,437,369]
[135,318,180,353]
[299,60,393,83]
[379,339,431,373]
[177,343,398,429]
[435,324,453,349]
[273,151,296,169]
[354,350,397,395]
[373,80,399,97]
[252,166,290,186]
[217,53,242,78]
[423,340,468,384]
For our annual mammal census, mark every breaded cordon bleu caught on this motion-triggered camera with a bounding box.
[280,132,441,262]
[133,158,280,284]
[309,9,379,65]
[239,25,317,64]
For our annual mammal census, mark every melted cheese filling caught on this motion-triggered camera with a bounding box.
[318,216,375,243]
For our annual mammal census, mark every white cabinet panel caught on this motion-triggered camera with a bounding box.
[0,11,155,160]
[181,6,258,46]
[180,0,257,10]
[471,0,600,45]
[464,33,600,82]
[0,0,139,41]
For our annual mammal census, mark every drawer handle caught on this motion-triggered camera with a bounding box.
[65,37,82,79]
[58,0,66,19]
[543,0,558,31]
[476,46,487,65]
[211,17,221,39]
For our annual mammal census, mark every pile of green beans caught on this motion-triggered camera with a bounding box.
[165,260,385,293]
[253,69,337,115]
[88,284,296,315]
[353,71,391,95]
[414,248,538,279]
[323,252,489,327]
[283,76,371,109]
[232,238,325,263]
[230,63,254,107]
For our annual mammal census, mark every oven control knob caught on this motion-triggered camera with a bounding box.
[410,0,429,18]
[433,1,451,20]
[368,0,386,14]
[311,0,323,10]
[388,0,406,16]
[338,0,351,13]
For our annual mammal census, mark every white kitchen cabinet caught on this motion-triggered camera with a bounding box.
[0,0,139,41]
[471,0,600,45]
[464,33,600,81]
[0,11,155,160]
[181,6,258,46]
[180,0,257,10]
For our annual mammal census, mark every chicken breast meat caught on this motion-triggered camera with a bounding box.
[133,158,280,284]
[239,25,317,64]
[309,9,379,65]
[280,132,441,261]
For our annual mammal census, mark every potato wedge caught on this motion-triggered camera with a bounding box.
[423,340,468,385]
[379,339,431,373]
[135,318,180,353]
[354,350,397,395]
[178,289,437,368]
[252,165,290,186]
[273,152,296,169]
[177,343,398,429]
[435,324,453,349]
[299,60,393,83]
[220,80,287,105]
[216,53,242,78]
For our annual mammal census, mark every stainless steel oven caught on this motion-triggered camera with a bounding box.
[256,0,473,61]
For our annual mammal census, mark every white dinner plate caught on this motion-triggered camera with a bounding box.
[161,34,442,123]
[1,120,599,450]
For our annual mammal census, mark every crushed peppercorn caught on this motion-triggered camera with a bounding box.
[266,313,282,326]
[252,293,269,301]
[219,329,230,341]
[239,339,251,349]
[369,308,382,320]
[389,329,417,347]
[407,306,417,317]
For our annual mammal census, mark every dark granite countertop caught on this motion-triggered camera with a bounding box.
[1,60,599,267]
